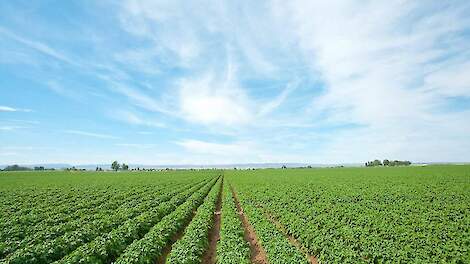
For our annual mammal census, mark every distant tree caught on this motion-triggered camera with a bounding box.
[111,161,120,171]
[372,160,383,166]
[367,159,411,167]
[122,163,129,170]
[34,166,45,171]
[4,164,32,171]
[281,165,287,169]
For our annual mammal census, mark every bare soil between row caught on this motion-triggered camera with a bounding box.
[201,178,224,264]
[156,177,220,264]
[261,209,318,264]
[230,185,269,264]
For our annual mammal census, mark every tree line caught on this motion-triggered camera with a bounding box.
[111,161,129,171]
[0,165,56,171]
[365,159,411,167]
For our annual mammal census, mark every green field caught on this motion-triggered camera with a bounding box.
[0,166,469,263]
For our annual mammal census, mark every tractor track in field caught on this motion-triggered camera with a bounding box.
[230,185,269,264]
[201,177,224,264]
[260,208,319,264]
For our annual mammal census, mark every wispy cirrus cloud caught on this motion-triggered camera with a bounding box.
[1,1,469,164]
[111,110,166,128]
[0,126,27,131]
[115,143,158,149]
[0,105,32,112]
[64,130,120,139]
[0,26,78,66]
[175,139,261,164]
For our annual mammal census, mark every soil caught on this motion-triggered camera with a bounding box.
[262,210,319,264]
[155,214,192,264]
[201,179,224,264]
[156,177,221,264]
[230,185,269,264]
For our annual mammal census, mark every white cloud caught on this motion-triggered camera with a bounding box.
[0,26,78,66]
[0,126,27,131]
[64,130,119,139]
[0,152,18,156]
[423,61,470,98]
[5,119,39,124]
[46,80,79,98]
[119,0,202,65]
[110,82,174,116]
[257,79,299,117]
[267,1,470,161]
[115,110,166,128]
[115,143,158,149]
[178,73,253,126]
[113,1,310,133]
[137,131,153,135]
[3,1,469,164]
[0,106,32,112]
[175,139,265,164]
[177,139,249,156]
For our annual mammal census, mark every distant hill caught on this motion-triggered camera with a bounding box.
[2,162,468,171]
[1,162,361,170]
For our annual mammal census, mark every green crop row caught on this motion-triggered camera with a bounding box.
[1,185,167,235]
[2,179,211,264]
[1,188,99,220]
[55,178,216,264]
[0,185,157,231]
[216,181,250,264]
[114,176,221,264]
[0,183,188,258]
[227,166,470,263]
[166,177,222,263]
[233,186,309,264]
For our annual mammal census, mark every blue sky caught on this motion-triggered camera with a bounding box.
[1,1,470,165]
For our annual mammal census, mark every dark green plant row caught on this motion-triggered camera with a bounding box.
[216,181,250,264]
[227,166,470,263]
[1,189,145,259]
[167,177,223,263]
[54,177,217,264]
[234,186,309,264]
[2,178,213,264]
[0,181,192,259]
[1,188,115,230]
[114,177,221,264]
[1,188,96,220]
[0,181,189,237]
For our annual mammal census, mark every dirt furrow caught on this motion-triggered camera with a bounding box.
[262,209,318,264]
[155,177,220,264]
[201,178,224,264]
[230,185,269,264]
[155,208,200,264]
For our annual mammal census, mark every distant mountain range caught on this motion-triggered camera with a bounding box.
[0,162,360,170]
[1,162,468,170]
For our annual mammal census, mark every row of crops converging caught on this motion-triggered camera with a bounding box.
[0,166,469,263]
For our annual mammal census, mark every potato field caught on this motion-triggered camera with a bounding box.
[0,166,469,263]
